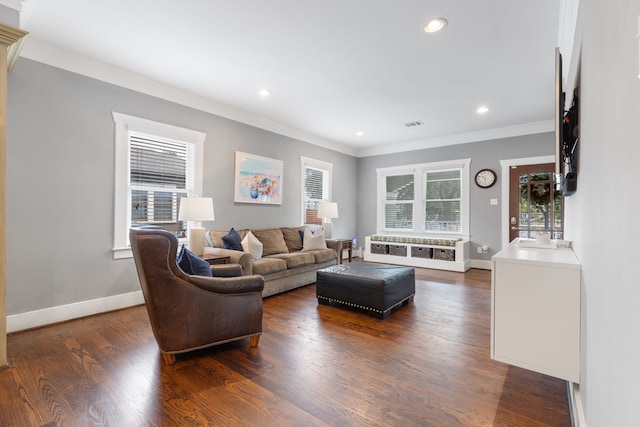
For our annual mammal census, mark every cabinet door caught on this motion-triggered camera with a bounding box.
[493,261,580,382]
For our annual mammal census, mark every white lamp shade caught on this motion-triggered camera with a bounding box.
[317,202,338,219]
[178,197,215,221]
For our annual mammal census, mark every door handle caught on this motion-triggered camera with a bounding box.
[511,226,519,230]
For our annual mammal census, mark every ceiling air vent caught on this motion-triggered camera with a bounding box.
[404,120,424,128]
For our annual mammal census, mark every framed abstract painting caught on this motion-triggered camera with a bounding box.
[234,151,284,205]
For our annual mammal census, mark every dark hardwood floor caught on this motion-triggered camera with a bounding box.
[0,266,571,426]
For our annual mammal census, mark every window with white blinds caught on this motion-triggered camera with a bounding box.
[424,169,461,232]
[384,174,414,230]
[129,134,194,232]
[301,157,332,225]
[112,112,205,259]
[377,159,470,235]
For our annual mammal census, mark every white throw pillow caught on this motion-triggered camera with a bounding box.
[241,231,263,260]
[302,227,327,251]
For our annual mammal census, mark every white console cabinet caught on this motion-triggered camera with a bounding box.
[491,239,581,383]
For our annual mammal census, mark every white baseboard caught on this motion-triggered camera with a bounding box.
[7,291,145,333]
[470,259,492,270]
[568,382,587,427]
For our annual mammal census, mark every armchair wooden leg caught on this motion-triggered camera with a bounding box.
[162,352,176,365]
[250,335,260,347]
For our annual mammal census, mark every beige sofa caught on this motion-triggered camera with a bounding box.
[203,227,340,297]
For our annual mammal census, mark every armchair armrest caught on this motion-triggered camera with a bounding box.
[189,274,265,295]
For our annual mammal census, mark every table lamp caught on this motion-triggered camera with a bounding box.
[317,202,338,239]
[178,197,215,255]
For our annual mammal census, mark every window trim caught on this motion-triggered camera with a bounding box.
[376,159,471,237]
[300,156,333,226]
[112,112,206,259]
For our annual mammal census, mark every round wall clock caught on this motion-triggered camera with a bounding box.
[475,169,497,188]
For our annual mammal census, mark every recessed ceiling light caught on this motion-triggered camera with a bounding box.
[356,131,364,137]
[258,89,271,97]
[476,106,490,114]
[423,18,447,33]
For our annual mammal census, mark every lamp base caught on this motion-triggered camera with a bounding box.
[323,222,333,239]
[188,227,206,256]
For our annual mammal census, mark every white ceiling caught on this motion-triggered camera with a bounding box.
[17,0,560,156]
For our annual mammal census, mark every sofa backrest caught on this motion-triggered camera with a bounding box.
[251,229,289,256]
[207,226,308,255]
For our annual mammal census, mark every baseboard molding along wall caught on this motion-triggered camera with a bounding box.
[7,291,145,333]
[568,382,587,427]
[470,259,492,270]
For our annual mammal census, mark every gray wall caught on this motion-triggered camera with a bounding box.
[6,58,357,315]
[356,133,554,260]
[0,5,19,28]
[563,0,640,424]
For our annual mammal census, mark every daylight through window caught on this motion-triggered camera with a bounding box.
[301,157,333,226]
[112,112,205,259]
[377,159,470,236]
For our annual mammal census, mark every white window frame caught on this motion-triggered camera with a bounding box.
[376,158,471,237]
[380,171,416,232]
[112,112,206,259]
[300,156,333,226]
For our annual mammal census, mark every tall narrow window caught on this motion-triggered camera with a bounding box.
[384,174,414,230]
[424,169,461,232]
[113,113,205,259]
[301,157,332,225]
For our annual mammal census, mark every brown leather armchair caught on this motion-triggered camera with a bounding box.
[129,228,264,364]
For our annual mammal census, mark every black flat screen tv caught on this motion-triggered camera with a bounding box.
[554,47,565,190]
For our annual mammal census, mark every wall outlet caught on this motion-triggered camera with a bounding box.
[477,246,483,254]
[490,198,498,205]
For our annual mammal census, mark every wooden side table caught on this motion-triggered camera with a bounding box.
[200,254,231,265]
[338,239,353,264]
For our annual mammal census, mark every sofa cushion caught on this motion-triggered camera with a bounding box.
[208,229,248,248]
[267,252,315,269]
[222,228,243,251]
[281,226,305,252]
[252,228,290,256]
[305,248,337,264]
[241,231,263,260]
[252,257,288,275]
[176,245,212,277]
[303,227,327,251]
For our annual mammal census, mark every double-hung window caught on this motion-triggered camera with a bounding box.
[424,169,462,232]
[377,159,470,236]
[301,157,332,225]
[113,113,205,259]
[383,173,415,230]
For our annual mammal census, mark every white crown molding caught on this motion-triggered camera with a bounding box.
[356,120,554,158]
[0,0,22,11]
[19,37,359,157]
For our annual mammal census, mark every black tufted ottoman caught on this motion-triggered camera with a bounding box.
[316,263,415,319]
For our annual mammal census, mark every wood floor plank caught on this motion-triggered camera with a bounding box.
[0,266,571,426]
